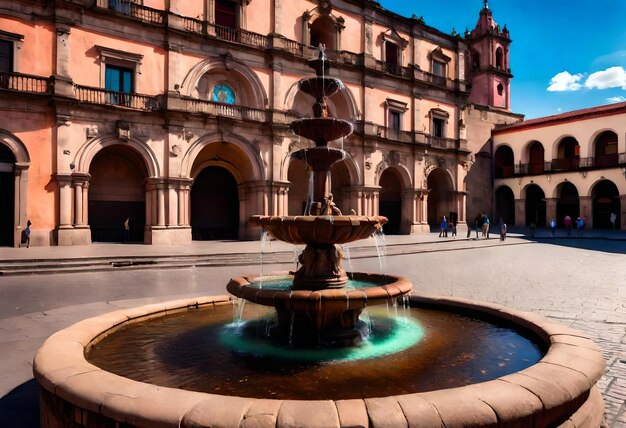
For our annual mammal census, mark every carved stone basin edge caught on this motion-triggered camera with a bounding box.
[33,294,606,428]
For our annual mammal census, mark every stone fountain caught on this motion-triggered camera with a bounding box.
[227,46,411,347]
[33,48,606,428]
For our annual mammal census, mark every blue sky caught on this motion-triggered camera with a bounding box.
[378,0,626,119]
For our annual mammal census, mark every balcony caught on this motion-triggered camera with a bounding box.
[96,0,164,25]
[426,135,461,149]
[497,154,626,179]
[0,72,51,94]
[176,97,269,122]
[75,85,160,111]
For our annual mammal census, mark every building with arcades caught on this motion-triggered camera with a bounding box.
[493,103,626,231]
[0,0,520,247]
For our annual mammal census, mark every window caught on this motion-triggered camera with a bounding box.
[105,65,133,106]
[497,83,503,96]
[495,47,504,69]
[380,29,408,76]
[216,0,237,40]
[432,60,446,78]
[0,40,12,74]
[429,108,449,139]
[211,83,236,104]
[108,0,141,15]
[0,30,23,75]
[384,99,408,140]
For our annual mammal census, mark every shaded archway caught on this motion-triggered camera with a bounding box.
[495,185,515,225]
[556,182,579,227]
[592,180,620,229]
[0,143,15,246]
[528,141,544,175]
[88,145,147,242]
[494,145,514,178]
[379,168,402,235]
[427,168,453,228]
[553,136,579,171]
[525,184,546,226]
[191,166,239,240]
[594,131,618,168]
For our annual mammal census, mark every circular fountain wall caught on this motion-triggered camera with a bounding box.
[34,294,605,427]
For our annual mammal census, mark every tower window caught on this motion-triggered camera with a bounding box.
[495,47,504,69]
[497,83,503,96]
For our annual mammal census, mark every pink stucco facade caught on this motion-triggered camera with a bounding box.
[0,0,521,247]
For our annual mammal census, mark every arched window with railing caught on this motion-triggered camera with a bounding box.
[494,145,514,178]
[553,136,580,171]
[593,130,618,168]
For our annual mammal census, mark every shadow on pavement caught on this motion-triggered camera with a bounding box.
[527,237,626,254]
[0,379,39,428]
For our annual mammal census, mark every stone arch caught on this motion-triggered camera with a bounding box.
[426,166,455,227]
[495,184,515,225]
[524,140,545,174]
[376,160,412,190]
[378,165,407,235]
[590,179,620,229]
[552,135,580,170]
[179,55,268,108]
[302,4,345,51]
[555,181,580,226]
[522,183,546,226]
[0,129,30,163]
[74,136,159,178]
[181,132,263,182]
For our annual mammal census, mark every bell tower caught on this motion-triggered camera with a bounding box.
[466,0,512,110]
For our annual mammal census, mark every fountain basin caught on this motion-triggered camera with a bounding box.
[251,215,386,245]
[289,117,354,146]
[34,294,605,427]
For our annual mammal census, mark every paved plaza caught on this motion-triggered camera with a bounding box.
[0,231,624,427]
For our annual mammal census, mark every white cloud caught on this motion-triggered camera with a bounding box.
[584,66,626,89]
[606,96,626,103]
[547,71,584,92]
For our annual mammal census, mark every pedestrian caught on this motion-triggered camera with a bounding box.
[481,213,490,238]
[124,217,131,242]
[529,222,536,238]
[451,220,457,238]
[439,215,448,238]
[499,218,507,241]
[610,212,616,230]
[21,219,32,248]
[549,218,556,237]
[474,213,483,239]
[564,215,572,237]
[576,217,584,236]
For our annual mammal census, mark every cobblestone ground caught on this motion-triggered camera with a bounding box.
[352,238,626,426]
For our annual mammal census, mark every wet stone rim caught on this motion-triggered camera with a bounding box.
[33,294,606,427]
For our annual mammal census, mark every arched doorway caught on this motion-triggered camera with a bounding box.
[88,145,147,242]
[592,180,620,229]
[0,143,15,246]
[379,168,402,235]
[525,185,546,226]
[494,145,514,178]
[495,186,515,225]
[191,166,239,240]
[528,141,544,175]
[556,182,579,226]
[427,168,453,229]
[594,131,618,168]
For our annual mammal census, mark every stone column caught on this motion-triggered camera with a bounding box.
[55,174,74,246]
[579,196,593,227]
[515,198,525,227]
[545,197,558,224]
[53,24,74,97]
[13,163,29,246]
[620,195,626,231]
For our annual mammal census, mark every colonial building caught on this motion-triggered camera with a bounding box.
[0,0,520,247]
[493,102,626,231]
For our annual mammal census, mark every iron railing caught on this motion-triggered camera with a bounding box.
[75,85,160,111]
[0,72,50,93]
[497,154,626,179]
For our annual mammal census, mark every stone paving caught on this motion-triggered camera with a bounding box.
[0,232,624,427]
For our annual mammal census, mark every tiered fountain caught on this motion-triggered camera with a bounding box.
[227,46,411,347]
[33,47,606,428]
